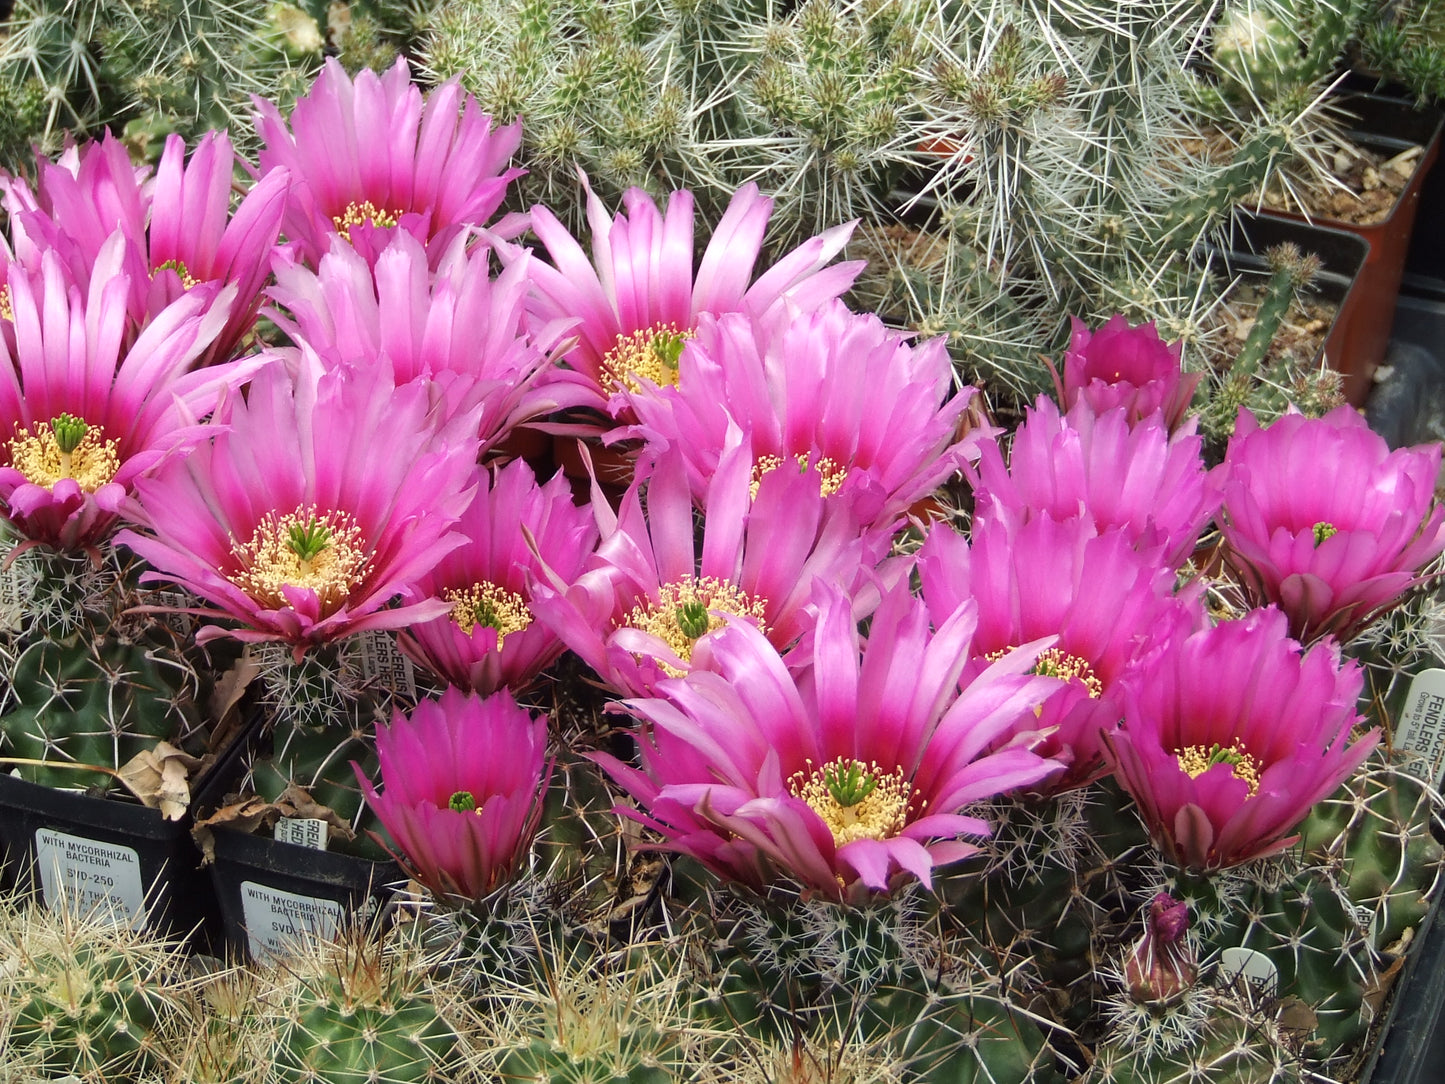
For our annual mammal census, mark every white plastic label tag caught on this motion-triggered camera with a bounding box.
[0,554,37,632]
[352,630,417,699]
[240,881,343,962]
[1395,668,1445,788]
[1218,947,1279,1004]
[34,829,147,929]
[274,817,330,851]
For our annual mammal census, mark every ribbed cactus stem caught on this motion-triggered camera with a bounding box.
[1228,242,1320,380]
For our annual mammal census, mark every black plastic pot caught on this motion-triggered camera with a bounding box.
[1359,886,1445,1084]
[194,734,404,962]
[1212,208,1371,374]
[0,772,218,943]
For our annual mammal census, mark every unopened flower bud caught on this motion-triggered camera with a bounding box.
[1125,892,1197,1005]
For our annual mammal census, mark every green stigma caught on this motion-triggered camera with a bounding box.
[50,413,88,455]
[651,329,688,370]
[448,791,477,813]
[674,599,711,640]
[157,257,192,280]
[1313,521,1338,547]
[286,516,332,563]
[1205,743,1241,768]
[823,760,879,808]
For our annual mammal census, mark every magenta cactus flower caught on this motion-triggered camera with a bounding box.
[529,439,890,699]
[1219,405,1445,644]
[1059,315,1200,432]
[398,459,599,695]
[974,398,1220,570]
[595,578,1063,900]
[115,353,479,657]
[504,179,862,419]
[255,57,523,267]
[3,129,289,365]
[356,686,550,900]
[917,514,1201,793]
[625,303,983,524]
[269,229,570,453]
[0,246,262,553]
[1104,607,1379,872]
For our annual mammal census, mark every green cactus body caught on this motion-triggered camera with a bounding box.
[1,902,184,1082]
[272,928,462,1084]
[1088,995,1302,1084]
[0,633,200,791]
[1212,4,1314,106]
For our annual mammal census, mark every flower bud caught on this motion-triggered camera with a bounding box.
[1125,893,1197,1005]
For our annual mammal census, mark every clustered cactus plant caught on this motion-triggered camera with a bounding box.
[0,9,1443,1084]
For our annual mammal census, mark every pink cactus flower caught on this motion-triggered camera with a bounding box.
[269,229,573,454]
[0,245,262,553]
[1219,405,1445,644]
[398,459,598,695]
[1059,315,1200,432]
[595,578,1063,900]
[255,57,523,267]
[529,438,890,699]
[974,398,1220,570]
[115,353,479,658]
[624,303,984,525]
[356,686,550,900]
[504,179,862,419]
[918,514,1201,793]
[1104,607,1379,872]
[2,130,289,366]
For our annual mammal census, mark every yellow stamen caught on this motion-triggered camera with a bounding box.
[445,581,531,648]
[155,258,198,290]
[8,417,120,493]
[601,324,692,395]
[1176,742,1261,797]
[749,451,850,499]
[986,646,1104,698]
[790,757,913,846]
[624,575,768,676]
[333,200,402,244]
[0,285,12,322]
[230,506,370,613]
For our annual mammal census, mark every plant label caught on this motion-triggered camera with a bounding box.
[353,629,417,699]
[0,553,37,632]
[1394,668,1445,788]
[274,816,330,851]
[34,828,147,929]
[1217,947,1279,1005]
[240,880,343,962]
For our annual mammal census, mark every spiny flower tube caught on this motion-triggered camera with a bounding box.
[595,579,1063,900]
[504,178,862,420]
[355,686,550,900]
[1218,405,1445,644]
[1059,315,1200,433]
[2,129,290,365]
[529,437,890,699]
[255,57,523,267]
[1104,607,1378,873]
[917,514,1202,793]
[398,458,598,695]
[269,229,571,454]
[973,398,1221,570]
[115,353,479,658]
[625,303,983,527]
[0,245,259,553]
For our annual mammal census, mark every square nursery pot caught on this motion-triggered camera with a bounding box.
[0,770,221,946]
[1254,92,1445,407]
[1212,208,1371,384]
[1359,877,1445,1084]
[193,729,404,963]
